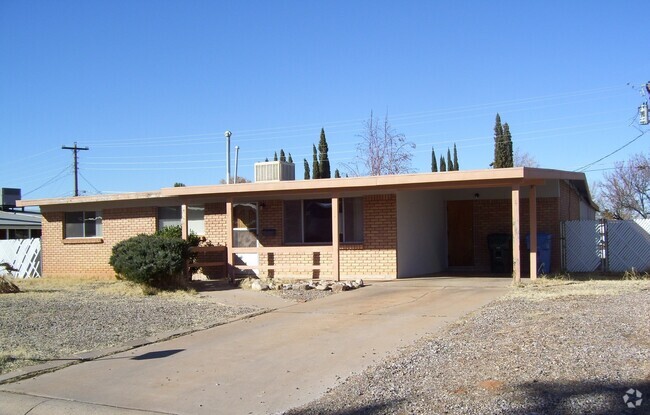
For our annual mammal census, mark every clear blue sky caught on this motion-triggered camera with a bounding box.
[2,1,648,200]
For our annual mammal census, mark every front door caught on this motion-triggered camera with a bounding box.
[447,200,474,267]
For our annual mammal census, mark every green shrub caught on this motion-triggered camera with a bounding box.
[156,225,200,246]
[109,234,190,289]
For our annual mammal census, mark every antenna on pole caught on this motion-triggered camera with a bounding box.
[224,131,232,184]
[62,142,89,196]
[234,145,240,184]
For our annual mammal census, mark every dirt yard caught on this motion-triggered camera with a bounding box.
[286,278,650,415]
[0,278,262,376]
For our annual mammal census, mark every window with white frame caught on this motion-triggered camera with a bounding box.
[64,211,102,238]
[188,205,205,235]
[158,205,205,235]
[283,198,363,244]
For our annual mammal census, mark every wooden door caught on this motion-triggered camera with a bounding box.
[447,200,474,266]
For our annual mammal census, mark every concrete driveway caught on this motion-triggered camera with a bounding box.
[0,277,510,415]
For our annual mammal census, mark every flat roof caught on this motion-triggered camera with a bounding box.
[0,210,42,227]
[17,167,594,209]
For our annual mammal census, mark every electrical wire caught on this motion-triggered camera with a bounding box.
[23,165,73,197]
[76,85,627,147]
[78,171,102,195]
[575,128,648,172]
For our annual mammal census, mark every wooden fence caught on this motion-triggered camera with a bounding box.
[0,238,42,278]
[562,219,650,273]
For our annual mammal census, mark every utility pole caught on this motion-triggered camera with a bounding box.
[62,142,89,196]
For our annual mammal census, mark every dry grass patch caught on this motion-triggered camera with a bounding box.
[12,277,196,298]
[0,276,260,376]
[511,275,650,300]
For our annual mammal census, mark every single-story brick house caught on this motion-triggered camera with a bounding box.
[17,166,597,282]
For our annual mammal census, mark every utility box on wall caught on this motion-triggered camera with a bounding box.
[254,161,295,182]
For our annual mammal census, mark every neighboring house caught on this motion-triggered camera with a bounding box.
[0,210,42,240]
[17,166,597,282]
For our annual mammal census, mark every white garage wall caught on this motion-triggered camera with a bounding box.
[397,190,447,277]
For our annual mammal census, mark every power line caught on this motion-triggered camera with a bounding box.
[575,129,648,172]
[23,165,73,197]
[76,84,627,147]
[78,171,102,195]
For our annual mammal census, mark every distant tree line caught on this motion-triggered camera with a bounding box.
[431,144,459,172]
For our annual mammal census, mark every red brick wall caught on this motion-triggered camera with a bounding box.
[253,195,398,280]
[204,203,227,245]
[559,181,581,221]
[41,207,157,279]
[258,200,283,247]
[473,197,560,274]
[340,194,397,279]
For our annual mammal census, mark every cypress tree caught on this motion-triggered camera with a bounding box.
[265,158,269,162]
[288,153,293,163]
[318,128,330,178]
[279,149,286,162]
[440,156,447,172]
[493,113,504,168]
[447,148,452,172]
[502,123,513,167]
[312,144,321,179]
[273,152,278,162]
[431,147,438,172]
[303,159,310,180]
[453,143,459,171]
[334,169,340,178]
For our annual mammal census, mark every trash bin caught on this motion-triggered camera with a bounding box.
[487,233,512,273]
[526,233,552,274]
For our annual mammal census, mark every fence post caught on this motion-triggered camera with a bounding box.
[600,219,609,272]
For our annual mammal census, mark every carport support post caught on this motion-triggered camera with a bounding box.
[181,204,188,240]
[226,199,234,280]
[529,185,538,280]
[331,196,340,281]
[512,186,521,283]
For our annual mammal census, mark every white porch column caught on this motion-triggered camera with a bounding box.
[331,196,340,281]
[529,185,538,280]
[226,199,234,280]
[181,204,188,240]
[512,186,521,283]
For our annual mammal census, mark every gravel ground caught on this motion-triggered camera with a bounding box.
[286,279,650,415]
[264,288,334,302]
[0,279,261,375]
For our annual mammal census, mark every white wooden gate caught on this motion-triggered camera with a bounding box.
[562,219,650,273]
[0,238,42,278]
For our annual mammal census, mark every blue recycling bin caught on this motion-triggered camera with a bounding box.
[526,233,552,274]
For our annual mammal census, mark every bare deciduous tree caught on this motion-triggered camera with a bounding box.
[514,147,540,168]
[343,111,415,176]
[596,153,650,219]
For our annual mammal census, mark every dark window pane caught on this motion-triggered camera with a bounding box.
[31,229,42,238]
[283,200,302,243]
[65,211,101,238]
[9,229,29,239]
[158,206,182,230]
[344,198,364,243]
[84,211,97,237]
[303,199,332,243]
[65,212,84,238]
